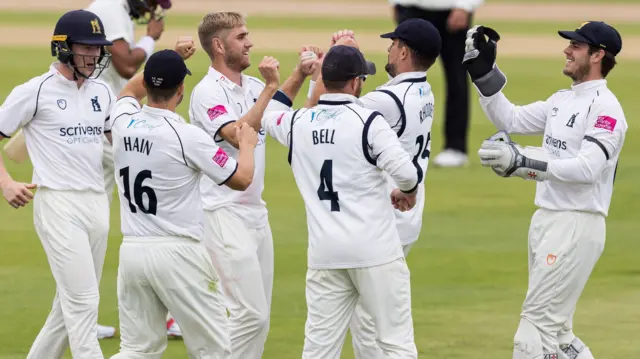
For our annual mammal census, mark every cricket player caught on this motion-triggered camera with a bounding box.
[85,0,170,338]
[463,22,627,359]
[108,47,259,358]
[304,19,441,358]
[261,45,419,359]
[0,10,114,358]
[189,11,314,357]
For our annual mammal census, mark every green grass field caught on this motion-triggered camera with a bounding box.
[1,10,640,359]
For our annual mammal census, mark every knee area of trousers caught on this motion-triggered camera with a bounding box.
[513,318,544,359]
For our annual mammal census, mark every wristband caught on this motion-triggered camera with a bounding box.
[135,36,156,60]
[307,80,316,99]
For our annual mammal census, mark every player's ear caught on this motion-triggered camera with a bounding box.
[212,37,224,56]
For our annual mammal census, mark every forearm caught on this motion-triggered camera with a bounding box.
[279,67,306,102]
[305,79,326,108]
[236,143,256,186]
[547,145,607,184]
[239,84,279,131]
[0,152,13,188]
[119,72,146,102]
[479,92,545,135]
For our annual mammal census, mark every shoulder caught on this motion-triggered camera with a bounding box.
[344,103,383,124]
[246,75,265,90]
[192,76,226,100]
[89,79,114,98]
[591,88,627,128]
[17,72,53,94]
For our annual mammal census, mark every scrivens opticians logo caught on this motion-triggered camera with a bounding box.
[59,123,102,144]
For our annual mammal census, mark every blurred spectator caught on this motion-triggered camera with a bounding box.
[389,0,484,167]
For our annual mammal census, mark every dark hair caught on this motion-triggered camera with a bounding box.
[588,45,616,78]
[322,79,351,91]
[398,40,436,71]
[144,83,181,102]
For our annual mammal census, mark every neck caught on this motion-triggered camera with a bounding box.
[147,100,177,113]
[325,89,355,97]
[55,63,86,88]
[573,72,603,86]
[212,59,242,86]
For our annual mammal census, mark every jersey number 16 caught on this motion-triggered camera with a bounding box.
[119,166,158,215]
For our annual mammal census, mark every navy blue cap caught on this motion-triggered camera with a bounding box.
[53,9,112,46]
[380,18,441,59]
[321,45,376,81]
[144,49,192,89]
[559,21,622,56]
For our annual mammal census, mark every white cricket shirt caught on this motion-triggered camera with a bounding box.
[86,0,135,94]
[389,0,484,12]
[479,79,627,217]
[262,93,420,269]
[360,71,434,245]
[189,67,286,228]
[109,97,238,240]
[0,64,114,192]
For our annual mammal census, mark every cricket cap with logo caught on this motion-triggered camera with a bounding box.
[321,45,376,81]
[558,21,622,56]
[143,49,191,89]
[380,18,442,59]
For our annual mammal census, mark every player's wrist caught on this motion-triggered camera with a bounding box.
[135,36,156,60]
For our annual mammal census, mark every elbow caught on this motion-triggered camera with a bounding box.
[112,61,137,79]
[226,170,254,191]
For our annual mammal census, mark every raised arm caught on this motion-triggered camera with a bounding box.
[183,122,258,191]
[462,25,549,135]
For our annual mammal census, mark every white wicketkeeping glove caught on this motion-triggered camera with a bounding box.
[478,132,549,181]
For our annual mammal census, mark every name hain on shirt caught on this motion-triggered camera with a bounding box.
[312,129,335,145]
[59,124,102,144]
[123,136,153,156]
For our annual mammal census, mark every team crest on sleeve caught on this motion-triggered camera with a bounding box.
[207,105,228,121]
[212,147,229,167]
[595,115,617,132]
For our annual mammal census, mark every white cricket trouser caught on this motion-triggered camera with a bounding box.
[102,135,116,206]
[513,209,605,359]
[27,188,109,359]
[350,244,414,359]
[303,257,417,359]
[203,208,274,359]
[111,236,230,359]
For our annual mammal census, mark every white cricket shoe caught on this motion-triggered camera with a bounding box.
[432,149,468,168]
[167,319,182,338]
[97,324,116,339]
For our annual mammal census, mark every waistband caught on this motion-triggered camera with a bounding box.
[122,236,200,245]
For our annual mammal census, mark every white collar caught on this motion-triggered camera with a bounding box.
[207,66,249,93]
[141,105,184,123]
[571,79,607,96]
[381,71,427,87]
[318,93,361,106]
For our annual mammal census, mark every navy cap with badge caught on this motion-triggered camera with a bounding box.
[380,18,442,59]
[143,49,192,89]
[322,45,377,81]
[558,21,623,56]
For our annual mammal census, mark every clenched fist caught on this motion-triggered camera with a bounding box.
[236,122,258,149]
[299,45,324,77]
[258,56,280,88]
[174,36,196,60]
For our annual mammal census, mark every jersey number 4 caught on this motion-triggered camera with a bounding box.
[317,159,340,212]
[119,166,158,215]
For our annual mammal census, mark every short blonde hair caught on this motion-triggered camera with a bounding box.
[198,12,246,59]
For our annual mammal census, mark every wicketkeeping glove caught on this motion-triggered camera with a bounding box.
[462,25,507,97]
[478,132,549,181]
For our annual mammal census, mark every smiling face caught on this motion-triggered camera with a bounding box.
[222,25,253,72]
[71,43,102,77]
[562,40,603,83]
